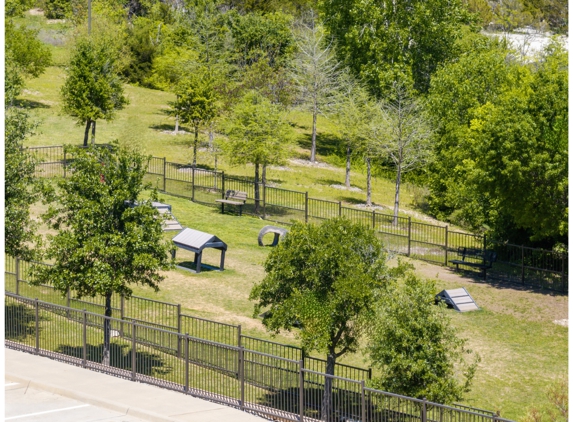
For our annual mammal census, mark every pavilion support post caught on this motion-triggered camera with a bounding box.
[196,253,202,273]
[220,250,226,271]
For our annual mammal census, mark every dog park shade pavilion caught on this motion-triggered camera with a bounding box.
[171,228,227,273]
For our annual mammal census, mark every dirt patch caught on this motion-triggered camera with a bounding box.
[354,203,387,211]
[289,158,335,169]
[399,208,451,226]
[47,19,65,24]
[330,184,362,192]
[28,8,44,15]
[161,130,190,135]
[553,319,568,327]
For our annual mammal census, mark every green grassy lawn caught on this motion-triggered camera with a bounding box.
[13,10,568,421]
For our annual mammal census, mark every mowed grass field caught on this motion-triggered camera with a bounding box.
[14,10,568,421]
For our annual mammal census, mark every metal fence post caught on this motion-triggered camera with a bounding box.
[407,217,412,257]
[361,380,366,422]
[120,295,125,336]
[66,289,71,318]
[444,225,449,266]
[299,359,304,422]
[421,397,427,422]
[63,149,67,178]
[368,368,372,380]
[163,157,167,192]
[131,322,137,381]
[184,334,189,393]
[191,167,195,202]
[177,304,182,358]
[238,347,245,410]
[521,245,525,285]
[15,257,20,295]
[83,309,87,368]
[562,253,566,293]
[262,182,266,219]
[237,324,242,348]
[338,201,342,217]
[372,210,376,230]
[221,172,225,198]
[305,192,309,223]
[35,299,40,355]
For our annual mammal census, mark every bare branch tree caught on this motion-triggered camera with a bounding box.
[291,10,342,162]
[371,83,433,222]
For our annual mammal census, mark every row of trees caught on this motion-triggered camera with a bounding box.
[11,0,568,247]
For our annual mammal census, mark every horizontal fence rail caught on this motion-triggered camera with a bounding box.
[5,293,514,422]
[27,145,568,294]
[5,255,371,383]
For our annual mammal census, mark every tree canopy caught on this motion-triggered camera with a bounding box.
[61,36,128,146]
[34,144,172,365]
[367,273,479,404]
[250,217,395,419]
[320,0,476,96]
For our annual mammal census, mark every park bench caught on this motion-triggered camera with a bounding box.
[216,190,247,215]
[449,247,497,279]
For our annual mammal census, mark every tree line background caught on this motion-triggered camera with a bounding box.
[5,0,568,250]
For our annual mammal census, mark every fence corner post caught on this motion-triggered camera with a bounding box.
[299,359,304,422]
[421,397,427,422]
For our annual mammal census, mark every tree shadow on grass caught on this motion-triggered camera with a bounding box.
[5,302,37,341]
[13,99,51,109]
[176,261,220,273]
[56,343,170,376]
[297,133,342,158]
[149,123,192,134]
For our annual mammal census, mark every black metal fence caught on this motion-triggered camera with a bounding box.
[29,145,568,293]
[5,255,370,383]
[5,293,514,422]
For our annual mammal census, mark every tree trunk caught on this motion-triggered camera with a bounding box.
[321,348,336,421]
[174,115,179,135]
[366,157,372,207]
[208,122,214,150]
[193,125,199,167]
[393,163,402,225]
[102,292,113,366]
[345,143,351,188]
[310,110,317,162]
[83,119,92,147]
[254,162,260,213]
[91,120,96,145]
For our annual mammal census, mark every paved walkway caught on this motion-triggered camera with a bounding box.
[5,348,267,422]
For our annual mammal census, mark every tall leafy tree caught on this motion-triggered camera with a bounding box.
[291,11,342,162]
[367,273,479,404]
[5,109,42,260]
[33,144,173,366]
[169,72,219,166]
[223,91,293,212]
[61,37,128,146]
[320,0,475,96]
[250,218,395,420]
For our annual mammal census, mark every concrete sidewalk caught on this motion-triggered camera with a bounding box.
[5,348,268,422]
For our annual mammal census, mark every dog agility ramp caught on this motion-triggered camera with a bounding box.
[152,202,183,231]
[436,288,479,312]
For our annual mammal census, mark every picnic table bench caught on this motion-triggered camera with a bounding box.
[216,190,247,215]
[449,247,497,279]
